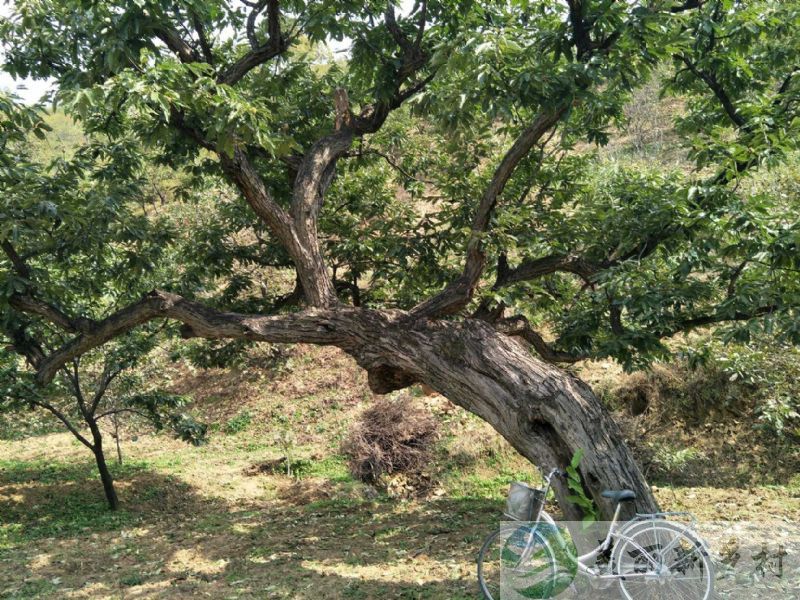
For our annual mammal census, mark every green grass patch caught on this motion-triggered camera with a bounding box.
[302,455,352,481]
[223,410,254,435]
[0,458,152,546]
[444,469,534,501]
[0,578,60,599]
[120,573,146,587]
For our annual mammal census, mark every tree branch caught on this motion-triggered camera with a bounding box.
[155,27,200,64]
[220,148,293,238]
[670,0,705,13]
[498,254,597,287]
[95,407,151,422]
[246,0,268,49]
[270,273,305,310]
[191,14,214,64]
[19,290,360,384]
[414,0,428,49]
[66,359,90,417]
[29,398,94,449]
[281,10,434,307]
[90,363,124,414]
[1,240,32,279]
[776,68,797,97]
[347,148,435,185]
[565,0,593,59]
[608,302,626,336]
[410,108,567,318]
[219,0,286,85]
[658,304,778,337]
[726,259,749,299]
[4,240,99,334]
[334,278,362,307]
[9,293,95,334]
[384,4,413,55]
[497,314,587,364]
[679,55,746,128]
[169,108,217,152]
[217,147,339,307]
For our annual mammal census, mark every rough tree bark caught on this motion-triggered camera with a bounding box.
[88,420,119,511]
[342,314,659,521]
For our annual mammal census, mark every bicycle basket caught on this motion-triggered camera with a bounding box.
[504,482,545,521]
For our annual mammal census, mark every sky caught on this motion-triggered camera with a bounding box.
[0,73,52,105]
[0,2,53,103]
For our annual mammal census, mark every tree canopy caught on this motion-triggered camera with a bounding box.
[2,0,798,376]
[2,0,800,520]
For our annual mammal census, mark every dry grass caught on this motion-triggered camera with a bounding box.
[0,430,493,599]
[1,345,798,599]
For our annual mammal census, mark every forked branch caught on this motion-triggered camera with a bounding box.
[219,0,287,85]
[410,108,567,319]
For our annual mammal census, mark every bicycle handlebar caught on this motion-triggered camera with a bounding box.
[544,468,568,482]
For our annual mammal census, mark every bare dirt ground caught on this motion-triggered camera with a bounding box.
[1,346,798,599]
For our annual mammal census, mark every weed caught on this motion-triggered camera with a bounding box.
[647,443,704,475]
[565,449,599,523]
[224,410,253,435]
[1,579,59,598]
[120,573,146,586]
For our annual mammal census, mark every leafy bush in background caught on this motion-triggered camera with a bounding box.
[706,341,800,439]
[602,335,800,440]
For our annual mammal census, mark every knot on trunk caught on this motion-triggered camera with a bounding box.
[367,365,418,394]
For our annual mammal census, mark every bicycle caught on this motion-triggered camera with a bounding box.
[477,468,714,600]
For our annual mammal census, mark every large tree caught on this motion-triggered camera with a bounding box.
[2,0,799,519]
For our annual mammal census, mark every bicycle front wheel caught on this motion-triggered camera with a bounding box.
[477,524,558,600]
[612,520,714,600]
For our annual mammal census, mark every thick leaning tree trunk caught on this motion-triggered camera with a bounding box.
[25,292,656,520]
[345,314,658,521]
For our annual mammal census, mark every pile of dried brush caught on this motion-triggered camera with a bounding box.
[342,397,439,489]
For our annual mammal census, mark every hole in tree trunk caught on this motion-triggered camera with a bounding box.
[366,365,418,394]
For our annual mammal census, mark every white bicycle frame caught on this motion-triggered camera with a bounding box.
[516,469,704,582]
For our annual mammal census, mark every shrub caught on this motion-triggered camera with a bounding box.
[224,410,253,435]
[342,397,439,487]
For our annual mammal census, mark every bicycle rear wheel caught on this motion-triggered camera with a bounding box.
[612,520,714,600]
[477,524,558,600]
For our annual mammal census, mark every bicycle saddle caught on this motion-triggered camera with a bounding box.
[601,489,636,503]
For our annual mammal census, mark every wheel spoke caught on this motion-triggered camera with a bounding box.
[615,523,712,600]
[478,526,561,600]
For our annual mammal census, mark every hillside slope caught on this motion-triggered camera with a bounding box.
[1,344,798,599]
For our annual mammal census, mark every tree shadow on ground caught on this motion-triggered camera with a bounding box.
[0,459,498,599]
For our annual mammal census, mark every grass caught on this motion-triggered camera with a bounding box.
[1,345,798,598]
[0,459,147,547]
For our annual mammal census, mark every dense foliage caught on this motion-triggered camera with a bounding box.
[0,96,206,507]
[2,1,798,363]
